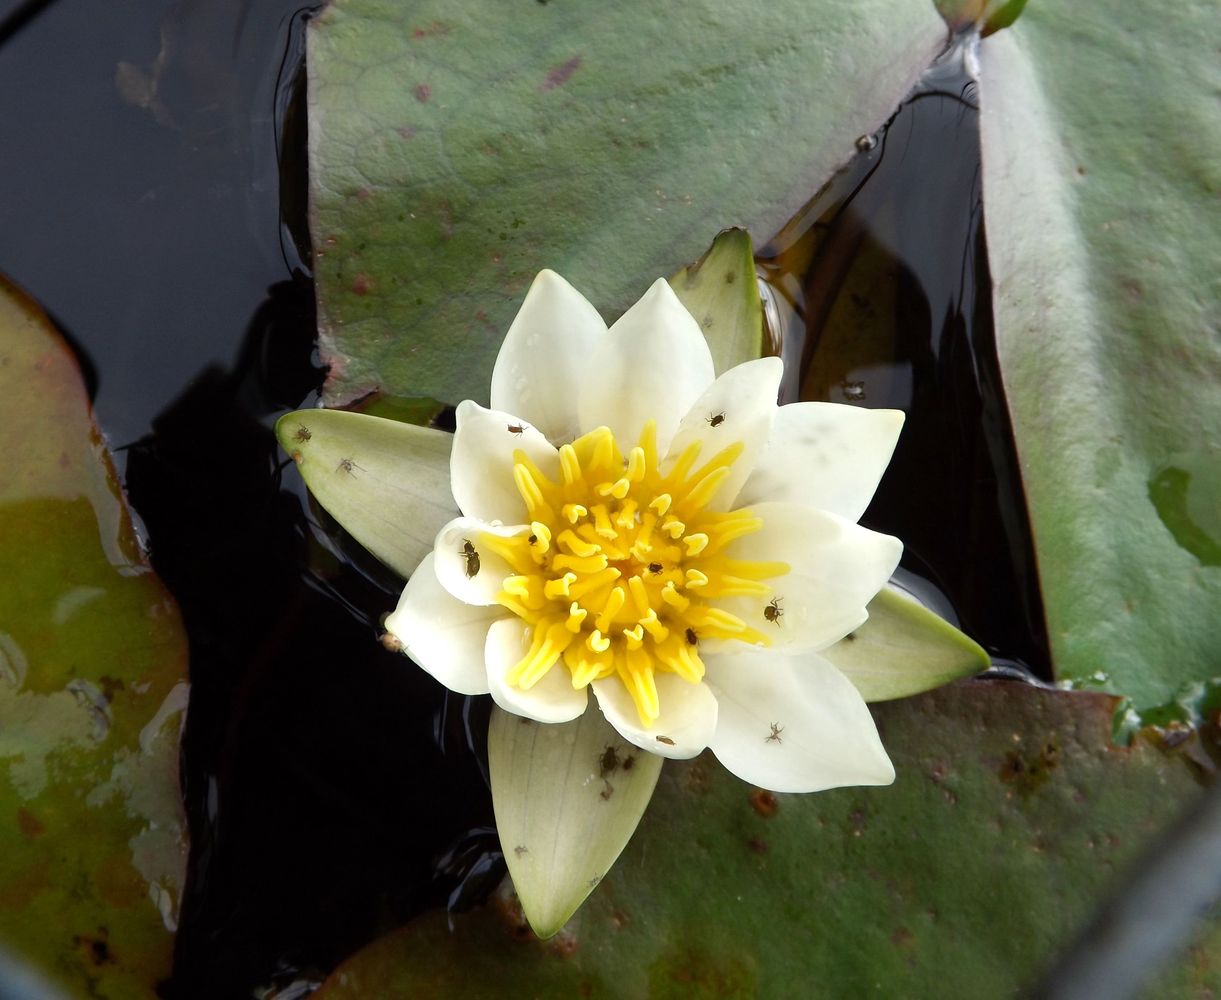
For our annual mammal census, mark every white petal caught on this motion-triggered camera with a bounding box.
[662,357,782,510]
[592,673,718,760]
[707,574,869,655]
[432,517,525,606]
[578,278,715,454]
[737,402,905,521]
[485,618,588,723]
[705,650,894,792]
[451,400,560,523]
[489,270,608,444]
[384,553,498,695]
[727,502,902,612]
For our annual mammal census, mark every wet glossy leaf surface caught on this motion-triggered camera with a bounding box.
[307,0,946,407]
[0,277,189,998]
[312,682,1213,998]
[977,0,1221,708]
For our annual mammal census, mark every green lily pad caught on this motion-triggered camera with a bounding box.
[0,276,189,998]
[306,0,947,407]
[977,0,1221,708]
[310,681,1212,997]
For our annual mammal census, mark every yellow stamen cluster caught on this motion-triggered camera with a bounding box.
[481,421,788,725]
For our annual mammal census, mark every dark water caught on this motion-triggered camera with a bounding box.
[0,8,1047,998]
[757,36,1050,678]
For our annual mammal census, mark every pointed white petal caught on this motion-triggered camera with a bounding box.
[706,573,869,655]
[592,673,717,760]
[485,618,587,723]
[662,357,782,510]
[451,400,560,523]
[489,270,608,444]
[383,554,498,695]
[578,278,715,454]
[737,402,905,521]
[432,517,524,606]
[727,502,902,612]
[705,650,894,793]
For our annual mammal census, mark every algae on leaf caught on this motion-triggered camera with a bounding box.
[306,0,946,407]
[0,276,189,998]
[977,0,1221,708]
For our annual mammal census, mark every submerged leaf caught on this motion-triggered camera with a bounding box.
[275,409,457,579]
[669,228,766,375]
[825,588,990,702]
[488,706,662,938]
[0,276,189,997]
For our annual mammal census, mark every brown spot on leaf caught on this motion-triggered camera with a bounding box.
[747,835,768,854]
[355,187,373,202]
[541,55,582,92]
[548,930,579,958]
[411,21,448,39]
[749,788,778,818]
[352,273,372,295]
[999,739,1061,796]
[415,83,432,102]
[610,909,630,929]
[16,808,44,838]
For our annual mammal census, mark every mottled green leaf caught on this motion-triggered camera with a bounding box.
[827,588,989,702]
[977,0,1221,708]
[311,682,1210,998]
[668,228,766,375]
[307,0,947,406]
[489,707,662,938]
[275,409,456,579]
[0,276,189,998]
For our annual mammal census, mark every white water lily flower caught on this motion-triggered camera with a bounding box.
[386,271,906,793]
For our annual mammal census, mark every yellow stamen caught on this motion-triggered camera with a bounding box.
[485,417,785,725]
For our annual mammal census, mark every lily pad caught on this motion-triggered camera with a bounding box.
[310,682,1212,998]
[0,276,189,998]
[306,0,948,407]
[977,0,1221,707]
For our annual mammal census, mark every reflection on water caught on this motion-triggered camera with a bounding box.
[757,33,1050,681]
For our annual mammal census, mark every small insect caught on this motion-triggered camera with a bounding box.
[514,845,529,857]
[460,539,480,578]
[765,723,784,744]
[507,423,526,435]
[685,627,698,646]
[598,745,621,777]
[655,735,676,746]
[294,424,312,443]
[763,597,784,625]
[528,533,538,545]
[706,411,726,427]
[648,562,663,574]
[336,457,358,475]
[841,380,866,401]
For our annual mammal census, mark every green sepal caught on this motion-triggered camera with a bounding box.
[488,705,662,939]
[824,588,990,702]
[274,409,456,579]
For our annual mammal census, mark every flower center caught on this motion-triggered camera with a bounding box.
[480,421,788,726]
